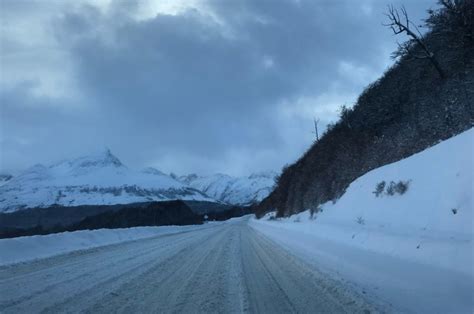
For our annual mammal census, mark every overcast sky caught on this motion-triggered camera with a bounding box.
[1,0,434,176]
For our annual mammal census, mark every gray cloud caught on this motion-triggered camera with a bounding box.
[0,0,434,175]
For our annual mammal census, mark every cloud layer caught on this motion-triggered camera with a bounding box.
[1,0,433,175]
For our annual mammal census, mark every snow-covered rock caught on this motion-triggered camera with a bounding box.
[0,149,214,213]
[179,171,277,205]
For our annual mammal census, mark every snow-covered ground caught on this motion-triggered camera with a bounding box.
[250,128,473,313]
[0,224,213,266]
[0,217,376,313]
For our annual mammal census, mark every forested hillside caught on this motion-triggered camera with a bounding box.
[257,0,473,217]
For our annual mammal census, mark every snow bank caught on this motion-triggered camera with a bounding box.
[0,224,211,266]
[250,128,473,313]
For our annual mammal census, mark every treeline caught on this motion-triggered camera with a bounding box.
[0,201,251,238]
[256,0,474,217]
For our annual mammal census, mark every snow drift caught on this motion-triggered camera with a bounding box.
[0,224,213,266]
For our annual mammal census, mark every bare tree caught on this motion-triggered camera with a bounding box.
[384,5,445,79]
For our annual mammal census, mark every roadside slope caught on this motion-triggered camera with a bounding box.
[258,2,473,216]
[0,224,209,266]
[250,128,474,313]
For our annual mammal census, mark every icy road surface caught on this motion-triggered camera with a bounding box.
[0,217,375,313]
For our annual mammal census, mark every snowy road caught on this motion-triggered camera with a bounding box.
[0,217,375,313]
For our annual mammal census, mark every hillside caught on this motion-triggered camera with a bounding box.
[250,127,473,313]
[257,2,474,217]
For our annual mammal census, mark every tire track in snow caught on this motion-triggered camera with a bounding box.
[0,217,377,313]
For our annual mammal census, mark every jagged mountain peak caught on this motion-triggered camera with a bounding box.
[70,148,124,169]
[50,148,125,175]
[141,167,166,176]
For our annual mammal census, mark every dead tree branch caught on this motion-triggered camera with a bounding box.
[384,5,445,78]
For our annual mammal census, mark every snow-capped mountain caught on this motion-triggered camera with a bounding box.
[179,171,277,206]
[0,149,214,213]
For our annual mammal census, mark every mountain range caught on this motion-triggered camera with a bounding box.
[178,172,276,206]
[0,149,276,213]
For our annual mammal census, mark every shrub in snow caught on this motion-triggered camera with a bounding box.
[452,208,458,215]
[386,181,396,195]
[386,180,410,196]
[356,216,365,225]
[373,181,386,197]
[394,180,410,195]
